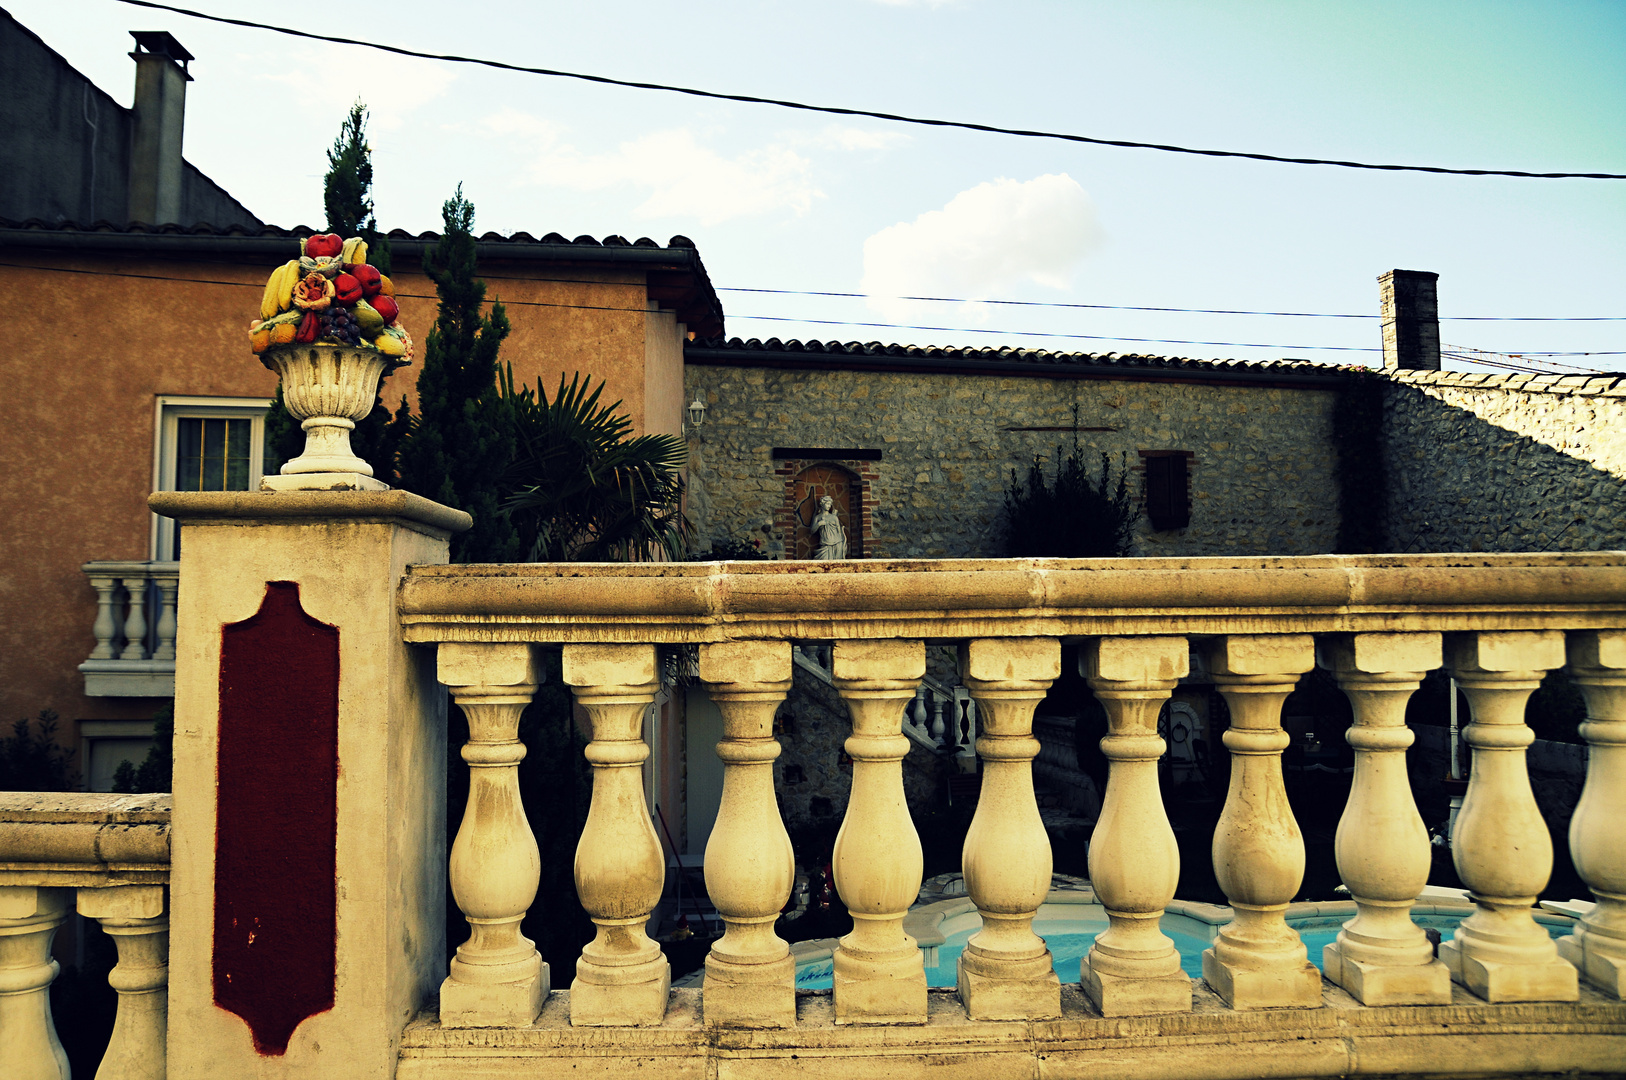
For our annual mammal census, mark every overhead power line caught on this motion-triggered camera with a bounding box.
[116,0,1626,181]
[717,286,1626,321]
[6,262,1618,363]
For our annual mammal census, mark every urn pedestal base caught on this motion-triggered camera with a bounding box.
[263,473,389,492]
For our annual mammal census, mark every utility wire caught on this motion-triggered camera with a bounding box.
[116,0,1626,181]
[7,262,1618,359]
[716,286,1626,321]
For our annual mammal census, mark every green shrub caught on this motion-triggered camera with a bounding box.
[1003,446,1134,557]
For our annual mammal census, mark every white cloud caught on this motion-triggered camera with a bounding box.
[253,43,456,132]
[475,117,822,226]
[802,125,910,152]
[860,174,1105,319]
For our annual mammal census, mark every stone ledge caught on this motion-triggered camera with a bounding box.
[149,489,473,538]
[0,792,170,887]
[396,984,1626,1079]
[1390,369,1626,398]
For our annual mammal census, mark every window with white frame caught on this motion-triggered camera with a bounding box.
[152,396,272,560]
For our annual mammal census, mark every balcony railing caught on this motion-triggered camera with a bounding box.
[0,793,170,1079]
[16,549,1626,1078]
[391,554,1626,1074]
[79,561,179,697]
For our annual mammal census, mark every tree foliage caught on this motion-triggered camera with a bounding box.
[110,705,174,794]
[499,370,690,562]
[266,101,400,480]
[0,710,74,791]
[1003,445,1134,557]
[392,186,521,562]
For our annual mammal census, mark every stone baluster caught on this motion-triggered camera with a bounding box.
[151,570,179,662]
[957,637,1061,1019]
[699,641,797,1027]
[1319,634,1451,1005]
[438,642,547,1027]
[1563,630,1626,997]
[0,886,70,1080]
[563,643,670,1026]
[1079,636,1191,1016]
[911,685,930,737]
[931,695,947,746]
[119,576,149,660]
[1442,631,1578,1002]
[87,574,120,659]
[831,639,927,1024]
[1203,634,1321,1009]
[79,885,168,1080]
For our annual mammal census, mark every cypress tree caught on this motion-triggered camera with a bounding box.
[265,102,400,480]
[392,186,521,562]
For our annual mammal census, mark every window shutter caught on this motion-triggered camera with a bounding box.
[1145,453,1190,531]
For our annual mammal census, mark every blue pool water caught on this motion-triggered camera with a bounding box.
[793,910,1573,990]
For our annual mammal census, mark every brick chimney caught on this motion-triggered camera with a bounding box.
[1378,269,1441,371]
[126,30,192,225]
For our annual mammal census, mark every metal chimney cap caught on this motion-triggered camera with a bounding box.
[129,30,194,68]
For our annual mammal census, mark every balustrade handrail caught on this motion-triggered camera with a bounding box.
[400,553,1626,643]
[0,792,171,887]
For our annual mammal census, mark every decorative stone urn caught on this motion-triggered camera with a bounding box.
[261,344,389,479]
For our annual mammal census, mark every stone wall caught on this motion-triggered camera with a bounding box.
[1384,370,1626,553]
[685,364,1344,559]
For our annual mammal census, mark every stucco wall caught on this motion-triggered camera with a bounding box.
[0,245,678,761]
[684,364,1344,559]
[1383,370,1626,553]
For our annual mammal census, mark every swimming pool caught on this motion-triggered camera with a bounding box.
[791,899,1576,990]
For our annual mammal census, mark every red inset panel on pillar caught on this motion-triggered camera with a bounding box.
[215,581,339,1055]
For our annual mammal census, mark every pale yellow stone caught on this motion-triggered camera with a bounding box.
[1446,631,1579,1004]
[1561,629,1626,1000]
[1318,633,1451,1006]
[1208,633,1315,676]
[1080,635,1188,683]
[156,490,461,1078]
[702,954,795,1028]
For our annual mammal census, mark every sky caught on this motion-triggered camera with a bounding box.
[13,0,1625,369]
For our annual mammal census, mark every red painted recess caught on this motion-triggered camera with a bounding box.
[214,581,339,1055]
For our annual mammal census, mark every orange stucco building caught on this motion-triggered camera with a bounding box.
[0,222,722,785]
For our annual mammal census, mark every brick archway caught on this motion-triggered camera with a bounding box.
[774,460,875,559]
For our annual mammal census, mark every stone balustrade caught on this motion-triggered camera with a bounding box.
[0,792,171,1080]
[16,550,1626,1078]
[398,553,1626,1064]
[79,561,179,697]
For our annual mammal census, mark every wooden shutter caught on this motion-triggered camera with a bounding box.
[1144,453,1190,531]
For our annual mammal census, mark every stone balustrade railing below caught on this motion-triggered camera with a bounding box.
[0,792,171,1080]
[393,554,1626,1076]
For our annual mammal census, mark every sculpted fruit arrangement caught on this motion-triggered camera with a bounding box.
[249,233,413,364]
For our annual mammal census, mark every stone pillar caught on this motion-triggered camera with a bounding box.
[152,490,466,1078]
[1379,269,1441,371]
[1563,630,1626,997]
[86,574,120,659]
[1203,634,1321,1009]
[151,568,180,662]
[699,641,797,1028]
[0,886,69,1080]
[562,644,670,1026]
[1443,631,1578,1002]
[831,640,927,1025]
[79,884,168,1080]
[956,637,1061,1021]
[1319,634,1451,1005]
[1079,636,1191,1017]
[438,643,546,1027]
[119,575,149,660]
